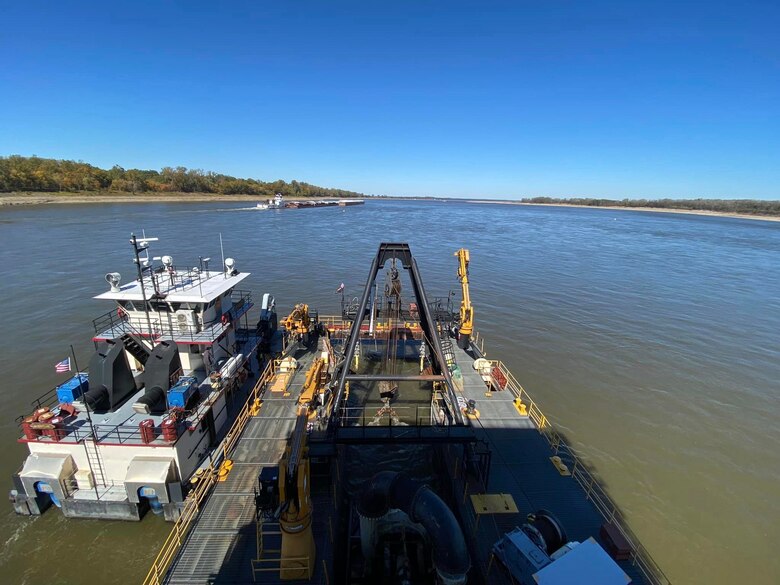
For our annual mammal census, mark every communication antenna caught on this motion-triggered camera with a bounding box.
[137,229,158,269]
[219,233,225,279]
[130,232,157,334]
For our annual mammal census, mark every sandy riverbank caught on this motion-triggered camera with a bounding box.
[2,192,779,223]
[463,200,780,223]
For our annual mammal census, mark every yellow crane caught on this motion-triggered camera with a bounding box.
[282,303,312,340]
[277,410,315,579]
[455,248,474,349]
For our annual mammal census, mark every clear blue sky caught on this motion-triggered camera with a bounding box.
[1,1,778,199]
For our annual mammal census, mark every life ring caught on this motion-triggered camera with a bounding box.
[221,313,230,326]
[117,306,127,319]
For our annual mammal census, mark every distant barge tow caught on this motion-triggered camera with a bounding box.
[257,193,365,210]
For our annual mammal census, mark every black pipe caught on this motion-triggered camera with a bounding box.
[358,471,470,584]
[356,470,395,519]
[83,385,109,412]
[135,385,167,414]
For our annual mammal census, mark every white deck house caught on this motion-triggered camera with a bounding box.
[11,242,261,521]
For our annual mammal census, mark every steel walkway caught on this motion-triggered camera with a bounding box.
[164,345,320,585]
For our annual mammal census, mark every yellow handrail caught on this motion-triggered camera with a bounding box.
[479,337,670,585]
[142,360,276,585]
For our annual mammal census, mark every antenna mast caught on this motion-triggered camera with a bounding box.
[130,233,158,336]
[219,233,225,279]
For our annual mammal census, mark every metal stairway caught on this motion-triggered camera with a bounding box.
[121,333,151,365]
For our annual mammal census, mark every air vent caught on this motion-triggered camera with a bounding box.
[177,313,189,332]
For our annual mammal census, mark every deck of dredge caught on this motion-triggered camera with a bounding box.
[148,239,668,585]
[445,339,663,584]
[152,337,666,585]
[164,339,335,585]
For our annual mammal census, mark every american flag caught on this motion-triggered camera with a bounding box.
[55,357,71,373]
[335,282,345,294]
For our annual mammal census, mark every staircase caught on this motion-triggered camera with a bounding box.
[121,333,151,365]
[84,438,107,487]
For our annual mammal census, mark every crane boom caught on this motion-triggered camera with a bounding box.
[455,248,474,349]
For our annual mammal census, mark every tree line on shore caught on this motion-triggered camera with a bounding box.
[3,156,777,215]
[521,196,780,216]
[0,155,364,198]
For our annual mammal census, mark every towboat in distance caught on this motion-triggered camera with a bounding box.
[257,193,365,210]
[9,234,277,521]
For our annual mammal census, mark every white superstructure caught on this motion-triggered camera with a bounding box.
[10,235,270,522]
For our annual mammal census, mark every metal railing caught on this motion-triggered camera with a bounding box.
[339,404,436,427]
[62,476,124,496]
[143,359,276,585]
[21,385,61,416]
[476,337,670,585]
[22,422,146,445]
[19,360,248,446]
[93,290,253,343]
[320,314,424,337]
[92,305,154,342]
[485,360,548,430]
[142,313,669,585]
[251,556,316,582]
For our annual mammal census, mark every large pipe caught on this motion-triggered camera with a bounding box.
[357,471,470,585]
[133,385,167,414]
[83,385,110,412]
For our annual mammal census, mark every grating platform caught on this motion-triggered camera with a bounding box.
[165,343,326,585]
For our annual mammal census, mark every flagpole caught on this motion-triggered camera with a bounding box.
[70,344,97,433]
[70,345,101,499]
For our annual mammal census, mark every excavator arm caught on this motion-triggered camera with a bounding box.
[455,248,474,349]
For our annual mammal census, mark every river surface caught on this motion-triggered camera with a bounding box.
[0,200,778,584]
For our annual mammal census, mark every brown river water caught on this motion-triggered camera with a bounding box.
[0,199,778,584]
